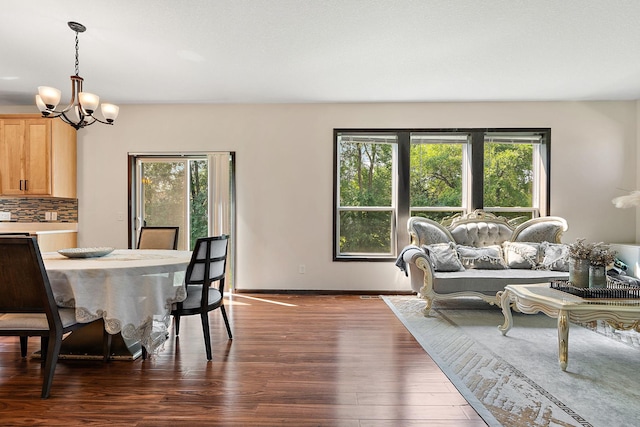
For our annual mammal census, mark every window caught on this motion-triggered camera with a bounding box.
[482,134,542,222]
[136,158,207,250]
[334,129,550,260]
[335,133,397,257]
[410,133,468,222]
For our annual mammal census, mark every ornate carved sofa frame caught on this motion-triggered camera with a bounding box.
[399,210,570,313]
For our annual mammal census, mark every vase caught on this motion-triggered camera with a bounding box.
[569,258,589,288]
[589,265,607,289]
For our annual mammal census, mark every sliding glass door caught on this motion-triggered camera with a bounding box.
[129,152,235,284]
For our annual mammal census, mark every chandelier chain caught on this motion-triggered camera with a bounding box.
[74,30,80,77]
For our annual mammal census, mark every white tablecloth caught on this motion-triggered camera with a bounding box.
[43,249,191,354]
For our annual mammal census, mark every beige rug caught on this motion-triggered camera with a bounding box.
[382,295,640,427]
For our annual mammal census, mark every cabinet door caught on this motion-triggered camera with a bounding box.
[0,119,27,195]
[24,120,52,195]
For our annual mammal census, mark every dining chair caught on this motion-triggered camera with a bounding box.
[0,233,33,358]
[137,226,179,250]
[0,236,89,398]
[129,226,179,360]
[171,235,232,360]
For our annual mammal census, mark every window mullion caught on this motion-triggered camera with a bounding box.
[397,132,411,249]
[470,130,485,210]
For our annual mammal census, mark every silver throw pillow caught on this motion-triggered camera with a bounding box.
[422,242,465,272]
[539,242,570,272]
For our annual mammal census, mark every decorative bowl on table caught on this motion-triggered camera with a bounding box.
[57,247,115,258]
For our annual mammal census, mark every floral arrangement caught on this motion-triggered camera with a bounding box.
[568,238,616,267]
[568,238,595,260]
[589,245,617,267]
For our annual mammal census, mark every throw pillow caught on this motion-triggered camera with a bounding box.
[539,242,570,271]
[502,241,541,269]
[456,245,508,270]
[421,242,465,272]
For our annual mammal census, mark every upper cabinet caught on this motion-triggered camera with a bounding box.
[0,115,77,198]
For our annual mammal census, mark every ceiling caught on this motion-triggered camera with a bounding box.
[2,0,640,107]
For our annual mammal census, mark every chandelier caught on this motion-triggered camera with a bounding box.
[35,21,119,130]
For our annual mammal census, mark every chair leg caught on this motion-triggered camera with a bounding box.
[220,306,233,339]
[40,337,49,364]
[20,336,28,357]
[103,330,112,363]
[41,333,62,399]
[174,315,181,335]
[200,313,212,360]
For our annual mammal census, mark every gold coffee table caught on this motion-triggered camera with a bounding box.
[497,283,640,370]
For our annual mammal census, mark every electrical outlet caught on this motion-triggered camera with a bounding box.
[44,212,57,221]
[298,264,306,274]
[0,211,11,221]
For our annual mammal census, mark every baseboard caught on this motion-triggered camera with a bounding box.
[232,289,415,296]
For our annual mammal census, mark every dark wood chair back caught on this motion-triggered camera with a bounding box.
[185,235,228,287]
[0,237,57,318]
[0,237,86,398]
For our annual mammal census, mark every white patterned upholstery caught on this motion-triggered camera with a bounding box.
[450,221,513,247]
[402,210,569,313]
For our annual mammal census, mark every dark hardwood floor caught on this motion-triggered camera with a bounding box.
[0,294,486,426]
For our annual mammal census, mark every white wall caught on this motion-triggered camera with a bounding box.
[636,100,640,242]
[2,101,637,291]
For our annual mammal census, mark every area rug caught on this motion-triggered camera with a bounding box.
[382,295,640,427]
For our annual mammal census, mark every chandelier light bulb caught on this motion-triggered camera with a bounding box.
[37,86,61,110]
[101,103,120,122]
[78,92,99,114]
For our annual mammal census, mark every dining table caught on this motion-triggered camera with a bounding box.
[42,248,191,360]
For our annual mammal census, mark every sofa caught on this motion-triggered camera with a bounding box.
[397,210,570,313]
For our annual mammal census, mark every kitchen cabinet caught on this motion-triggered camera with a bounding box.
[0,115,76,197]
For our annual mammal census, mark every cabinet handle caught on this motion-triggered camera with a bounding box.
[24,180,28,191]
[19,180,23,191]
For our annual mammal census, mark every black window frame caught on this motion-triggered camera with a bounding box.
[333,128,551,261]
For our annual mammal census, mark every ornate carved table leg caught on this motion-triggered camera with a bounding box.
[497,289,513,336]
[557,309,569,371]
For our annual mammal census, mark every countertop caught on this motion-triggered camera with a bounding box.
[0,222,78,233]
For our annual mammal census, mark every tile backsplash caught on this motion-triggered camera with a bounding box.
[0,197,78,222]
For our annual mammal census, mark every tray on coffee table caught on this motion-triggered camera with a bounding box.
[550,278,640,299]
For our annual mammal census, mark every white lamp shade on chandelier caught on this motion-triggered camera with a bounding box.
[35,22,119,130]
